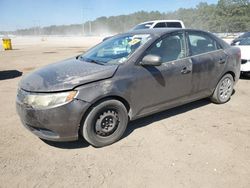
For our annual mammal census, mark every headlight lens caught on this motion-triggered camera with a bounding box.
[17,89,77,109]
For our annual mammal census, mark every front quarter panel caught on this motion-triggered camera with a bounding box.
[75,36,159,119]
[75,64,134,115]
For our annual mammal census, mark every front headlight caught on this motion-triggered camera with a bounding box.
[17,89,77,109]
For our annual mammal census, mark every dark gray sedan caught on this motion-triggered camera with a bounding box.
[16,29,241,147]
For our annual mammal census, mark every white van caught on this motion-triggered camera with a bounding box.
[131,20,185,30]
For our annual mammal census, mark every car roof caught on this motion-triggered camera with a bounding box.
[125,28,182,36]
[139,20,184,24]
[125,28,210,37]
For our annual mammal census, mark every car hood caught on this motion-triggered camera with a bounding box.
[238,46,250,60]
[19,57,118,92]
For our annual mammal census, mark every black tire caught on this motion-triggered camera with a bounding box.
[82,100,128,147]
[210,74,234,104]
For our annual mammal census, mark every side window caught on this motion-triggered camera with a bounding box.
[188,32,221,55]
[166,22,182,28]
[146,32,186,63]
[154,22,167,28]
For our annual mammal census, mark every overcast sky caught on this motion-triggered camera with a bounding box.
[0,0,218,31]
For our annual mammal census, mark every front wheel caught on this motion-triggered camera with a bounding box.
[210,74,234,104]
[81,100,128,147]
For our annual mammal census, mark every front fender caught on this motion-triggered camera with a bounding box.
[75,78,134,115]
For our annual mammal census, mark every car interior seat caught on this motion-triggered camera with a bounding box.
[159,37,181,62]
[196,39,213,54]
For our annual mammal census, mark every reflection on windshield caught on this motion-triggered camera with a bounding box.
[133,23,154,30]
[239,38,250,46]
[80,34,151,65]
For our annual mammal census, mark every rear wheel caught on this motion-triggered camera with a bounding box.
[82,100,128,147]
[210,74,234,104]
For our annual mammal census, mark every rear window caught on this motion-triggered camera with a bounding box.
[153,22,183,28]
[154,22,167,28]
[167,22,182,28]
[188,32,221,55]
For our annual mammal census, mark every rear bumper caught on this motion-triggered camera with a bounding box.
[16,99,90,142]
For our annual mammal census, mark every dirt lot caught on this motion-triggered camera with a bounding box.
[0,37,250,188]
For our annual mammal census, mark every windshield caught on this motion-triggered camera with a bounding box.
[133,22,154,30]
[240,32,250,38]
[80,34,151,65]
[239,38,250,45]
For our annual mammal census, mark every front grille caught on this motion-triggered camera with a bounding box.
[241,59,248,64]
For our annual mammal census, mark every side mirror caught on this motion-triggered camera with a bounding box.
[140,54,162,66]
[234,41,240,46]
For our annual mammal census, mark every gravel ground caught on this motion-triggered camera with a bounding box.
[0,37,250,188]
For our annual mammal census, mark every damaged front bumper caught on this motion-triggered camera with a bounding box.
[16,98,90,142]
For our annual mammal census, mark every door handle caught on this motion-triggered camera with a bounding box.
[181,67,191,74]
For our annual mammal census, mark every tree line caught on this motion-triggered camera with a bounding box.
[1,0,250,36]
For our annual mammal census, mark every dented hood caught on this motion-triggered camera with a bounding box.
[19,57,118,92]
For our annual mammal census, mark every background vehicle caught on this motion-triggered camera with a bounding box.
[17,29,241,147]
[233,37,250,76]
[231,32,250,45]
[131,20,185,30]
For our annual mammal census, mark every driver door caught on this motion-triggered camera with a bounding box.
[131,31,193,117]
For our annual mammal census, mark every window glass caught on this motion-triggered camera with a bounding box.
[166,22,182,28]
[240,32,250,38]
[133,22,154,30]
[81,34,151,65]
[188,32,220,55]
[239,38,250,45]
[154,22,167,28]
[146,32,186,63]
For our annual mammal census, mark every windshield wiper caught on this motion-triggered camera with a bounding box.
[88,59,105,65]
[80,57,105,65]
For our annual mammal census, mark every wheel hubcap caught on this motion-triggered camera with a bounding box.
[219,78,232,101]
[95,110,119,137]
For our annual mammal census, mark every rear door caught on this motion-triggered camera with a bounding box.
[187,31,227,96]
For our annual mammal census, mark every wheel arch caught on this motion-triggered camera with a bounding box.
[210,71,235,104]
[79,95,131,129]
[211,70,236,96]
[224,71,236,81]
